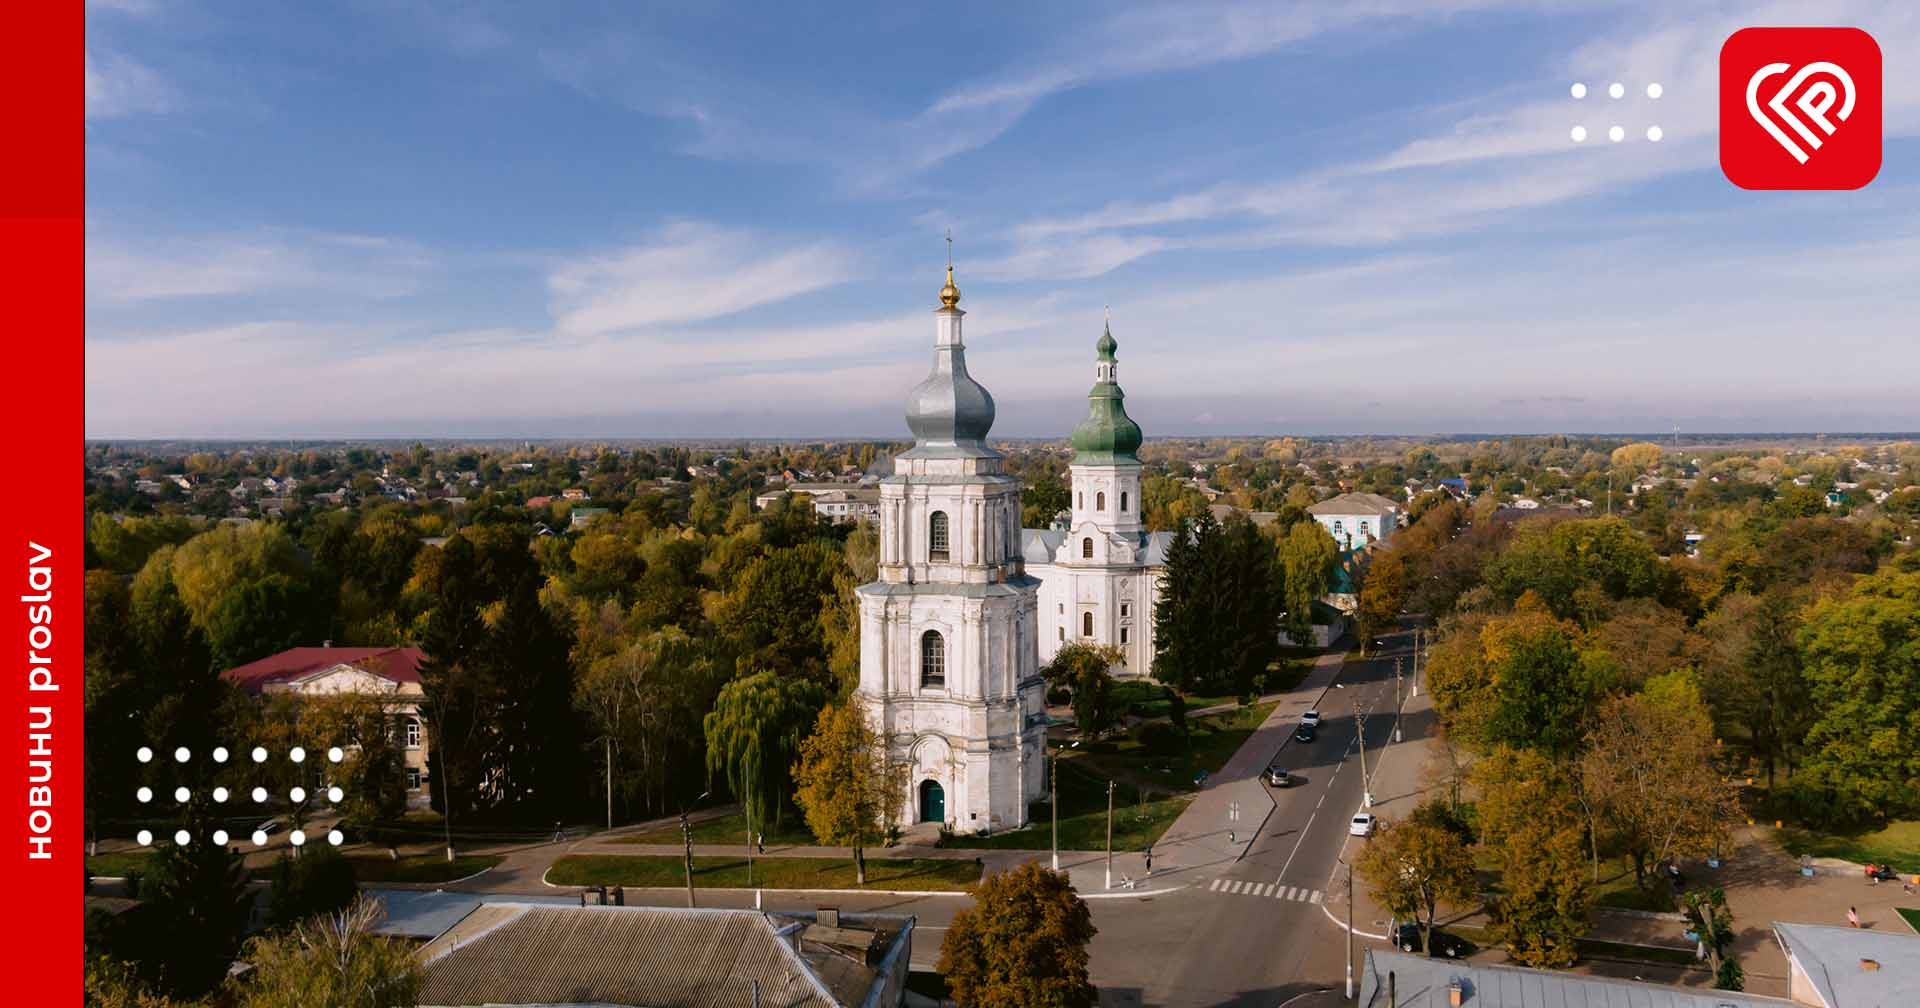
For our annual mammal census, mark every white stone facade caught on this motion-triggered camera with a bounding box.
[1026,460,1170,676]
[855,285,1047,835]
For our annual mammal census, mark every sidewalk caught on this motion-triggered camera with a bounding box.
[1145,650,1350,884]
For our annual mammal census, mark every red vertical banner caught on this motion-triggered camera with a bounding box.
[3,4,83,1003]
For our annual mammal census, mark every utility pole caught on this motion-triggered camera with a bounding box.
[1104,779,1115,890]
[745,775,754,889]
[1393,658,1404,743]
[1355,706,1373,808]
[1344,857,1356,999]
[1050,751,1060,872]
[1412,628,1421,696]
[605,737,613,832]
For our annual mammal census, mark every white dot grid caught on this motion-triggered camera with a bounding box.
[131,744,352,848]
[1570,81,1661,143]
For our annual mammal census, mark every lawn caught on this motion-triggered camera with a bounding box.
[1589,857,1677,913]
[345,853,502,883]
[1776,820,1920,874]
[547,854,982,891]
[936,759,1190,852]
[1188,701,1279,775]
[616,811,817,847]
[1897,908,1920,935]
[86,851,154,879]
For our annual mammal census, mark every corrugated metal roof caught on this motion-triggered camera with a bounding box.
[417,903,910,1008]
[1360,950,1797,1008]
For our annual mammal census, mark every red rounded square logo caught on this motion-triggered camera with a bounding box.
[1720,27,1880,190]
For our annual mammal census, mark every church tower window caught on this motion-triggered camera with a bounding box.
[920,630,945,687]
[1120,491,1128,513]
[1096,491,1106,511]
[1082,537,1094,559]
[1082,611,1094,637]
[929,511,950,561]
[1120,626,1129,644]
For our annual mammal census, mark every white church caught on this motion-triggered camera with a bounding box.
[855,261,1171,834]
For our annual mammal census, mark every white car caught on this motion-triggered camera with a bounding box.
[1301,710,1321,728]
[1350,813,1376,837]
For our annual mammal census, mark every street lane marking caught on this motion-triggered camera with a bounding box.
[1256,883,1273,897]
[1310,890,1323,903]
[1210,878,1225,891]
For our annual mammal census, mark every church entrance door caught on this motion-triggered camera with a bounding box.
[919,779,945,823]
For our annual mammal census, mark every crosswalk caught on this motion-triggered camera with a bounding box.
[1207,878,1323,903]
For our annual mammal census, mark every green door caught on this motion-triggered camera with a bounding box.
[919,779,945,823]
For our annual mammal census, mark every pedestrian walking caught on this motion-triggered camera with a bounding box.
[1846,906,1861,928]
[1144,846,1153,876]
[756,832,764,854]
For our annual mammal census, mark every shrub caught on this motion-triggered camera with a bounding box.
[1046,686,1072,706]
[1135,721,1183,756]
[266,846,358,929]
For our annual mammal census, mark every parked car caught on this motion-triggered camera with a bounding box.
[1301,710,1321,728]
[1394,923,1469,958]
[1350,812,1376,837]
[1294,723,1317,743]
[1264,765,1296,787]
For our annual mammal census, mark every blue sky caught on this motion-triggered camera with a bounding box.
[86,1,1920,438]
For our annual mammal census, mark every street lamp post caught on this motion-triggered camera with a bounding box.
[1341,856,1356,999]
[1104,779,1114,890]
[1354,707,1373,808]
[1050,751,1059,872]
[1393,658,1404,743]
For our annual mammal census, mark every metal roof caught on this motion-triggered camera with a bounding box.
[416,902,913,1008]
[1359,950,1797,1008]
[1774,921,1920,1008]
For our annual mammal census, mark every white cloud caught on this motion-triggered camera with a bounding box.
[87,229,434,302]
[546,222,857,334]
[85,49,175,119]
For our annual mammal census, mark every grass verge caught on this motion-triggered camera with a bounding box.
[937,760,1189,852]
[1775,820,1920,875]
[1577,938,1702,967]
[85,851,154,879]
[547,854,982,891]
[1897,908,1920,935]
[616,812,817,847]
[346,853,502,883]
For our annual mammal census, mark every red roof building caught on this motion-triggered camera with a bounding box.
[222,645,425,695]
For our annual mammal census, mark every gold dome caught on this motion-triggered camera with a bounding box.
[938,264,961,308]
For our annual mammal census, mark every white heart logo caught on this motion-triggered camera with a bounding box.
[1746,60,1857,163]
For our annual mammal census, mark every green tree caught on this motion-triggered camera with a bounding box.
[1682,887,1744,991]
[938,863,1098,1008]
[1794,568,1920,822]
[265,845,359,930]
[704,671,828,832]
[1474,748,1591,967]
[1022,471,1072,528]
[1700,591,1811,790]
[1042,643,1125,737]
[1482,517,1664,623]
[792,703,905,884]
[1277,520,1339,643]
[715,543,846,684]
[237,897,424,1008]
[144,808,253,998]
[1152,511,1281,696]
[1579,695,1739,888]
[1356,818,1477,958]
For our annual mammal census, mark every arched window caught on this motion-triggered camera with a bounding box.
[1120,491,1128,513]
[1082,537,1094,559]
[920,631,946,687]
[929,511,950,561]
[1082,611,1094,637]
[1077,493,1084,510]
[1096,491,1106,511]
[404,718,421,749]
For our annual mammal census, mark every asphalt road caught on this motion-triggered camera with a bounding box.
[428,628,1428,1007]
[1086,627,1420,1007]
